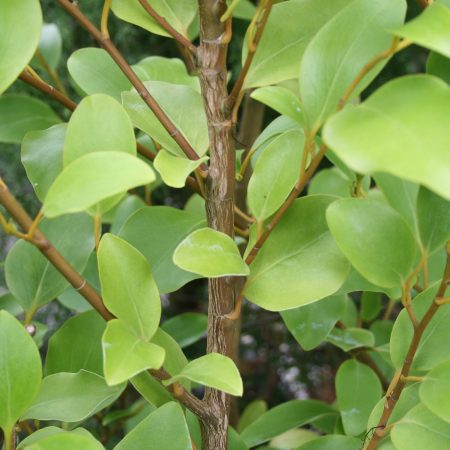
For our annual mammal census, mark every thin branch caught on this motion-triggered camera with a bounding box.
[101,0,112,38]
[57,0,206,170]
[34,49,68,95]
[137,0,197,53]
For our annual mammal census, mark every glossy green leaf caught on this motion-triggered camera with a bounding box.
[154,149,208,188]
[21,123,66,202]
[64,94,136,165]
[131,371,173,408]
[43,152,155,217]
[309,168,353,198]
[67,48,132,101]
[114,402,192,450]
[427,51,450,84]
[295,435,361,450]
[241,400,337,448]
[98,234,161,340]
[270,429,318,448]
[245,196,350,311]
[164,353,243,396]
[326,198,417,288]
[119,207,205,293]
[393,2,450,57]
[248,129,305,222]
[323,75,450,200]
[0,311,42,437]
[24,432,104,450]
[111,0,197,38]
[122,81,208,157]
[0,0,42,94]
[45,311,105,376]
[36,23,62,69]
[360,292,382,322]
[161,313,207,348]
[237,400,268,433]
[22,370,124,422]
[5,214,94,314]
[281,294,347,351]
[0,292,23,316]
[391,403,450,450]
[109,195,146,235]
[173,228,249,277]
[244,0,350,88]
[102,320,165,386]
[299,0,406,132]
[336,360,382,436]
[0,95,60,144]
[326,327,375,352]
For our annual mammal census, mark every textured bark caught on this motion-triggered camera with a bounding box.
[197,1,236,448]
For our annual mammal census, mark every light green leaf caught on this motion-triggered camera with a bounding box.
[308,168,353,198]
[163,353,243,396]
[326,198,417,288]
[270,429,318,448]
[119,207,205,293]
[295,435,361,450]
[111,0,197,38]
[173,228,249,277]
[244,0,350,88]
[336,360,382,436]
[299,0,406,132]
[24,432,105,450]
[43,152,155,218]
[36,23,62,69]
[248,129,305,222]
[22,124,66,202]
[0,292,23,316]
[393,2,450,57]
[114,402,192,450]
[241,400,338,448]
[0,95,60,144]
[110,195,146,235]
[0,0,42,94]
[5,215,94,314]
[281,294,347,351]
[67,48,132,101]
[0,311,42,437]
[98,234,161,340]
[245,195,350,311]
[131,372,173,408]
[326,327,375,352]
[237,400,268,433]
[45,311,105,376]
[22,370,124,422]
[323,75,450,200]
[161,313,207,348]
[122,81,208,157]
[427,51,450,84]
[102,320,165,386]
[154,149,208,188]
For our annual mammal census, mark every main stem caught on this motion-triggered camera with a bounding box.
[197,1,236,449]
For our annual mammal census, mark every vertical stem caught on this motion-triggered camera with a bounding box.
[197,1,236,448]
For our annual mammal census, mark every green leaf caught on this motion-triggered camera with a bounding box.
[163,353,243,396]
[299,0,406,132]
[0,311,42,436]
[110,195,146,235]
[244,0,350,88]
[393,2,450,58]
[309,168,353,198]
[281,294,347,351]
[248,129,305,222]
[323,75,450,200]
[45,311,105,376]
[5,215,94,314]
[122,81,208,157]
[360,292,382,322]
[161,313,207,348]
[102,320,165,386]
[131,372,173,408]
[22,124,66,202]
[336,360,382,436]
[64,94,136,165]
[67,48,132,101]
[154,149,208,188]
[391,403,450,450]
[173,228,249,278]
[326,198,417,288]
[111,0,197,38]
[0,95,60,144]
[427,51,450,84]
[237,400,268,433]
[326,327,375,352]
[119,207,205,293]
[295,435,361,450]
[241,400,337,448]
[43,152,155,218]
[22,370,124,422]
[24,432,105,450]
[36,23,62,69]
[245,196,350,311]
[270,429,318,449]
[114,402,192,450]
[0,0,42,94]
[98,234,161,340]
[0,292,23,316]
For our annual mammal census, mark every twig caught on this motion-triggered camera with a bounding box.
[34,49,68,95]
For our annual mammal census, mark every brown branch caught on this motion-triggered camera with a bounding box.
[57,0,206,170]
[137,0,197,53]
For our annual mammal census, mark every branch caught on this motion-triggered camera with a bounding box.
[57,0,206,170]
[137,0,197,53]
